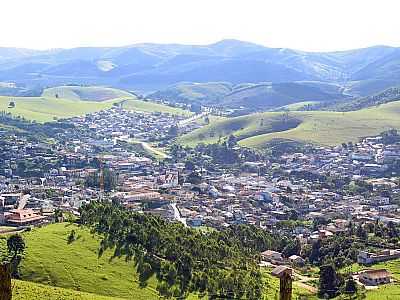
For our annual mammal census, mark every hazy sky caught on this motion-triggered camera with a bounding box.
[2,0,400,51]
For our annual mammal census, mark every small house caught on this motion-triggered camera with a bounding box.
[261,250,284,264]
[359,269,391,286]
[289,255,305,266]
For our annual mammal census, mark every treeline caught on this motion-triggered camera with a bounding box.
[79,201,278,299]
[170,137,265,167]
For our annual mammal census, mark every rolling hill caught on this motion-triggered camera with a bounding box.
[41,86,135,101]
[1,40,400,97]
[0,223,315,300]
[150,81,347,111]
[12,280,123,300]
[179,100,400,148]
[149,82,233,105]
[13,223,160,299]
[0,86,189,122]
[0,96,117,122]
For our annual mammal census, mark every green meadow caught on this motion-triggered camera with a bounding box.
[180,101,400,148]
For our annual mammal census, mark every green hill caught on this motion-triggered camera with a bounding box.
[0,87,189,122]
[150,81,346,111]
[0,223,316,300]
[149,82,233,105]
[121,98,190,116]
[42,86,135,102]
[274,101,320,111]
[15,223,160,299]
[179,100,400,148]
[12,280,123,300]
[0,96,117,122]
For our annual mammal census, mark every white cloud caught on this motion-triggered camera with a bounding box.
[1,0,400,51]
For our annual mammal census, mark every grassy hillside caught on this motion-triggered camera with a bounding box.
[276,101,320,111]
[42,86,135,102]
[179,100,400,148]
[15,223,160,299]
[0,96,117,122]
[221,82,344,110]
[341,259,400,300]
[12,280,123,300]
[0,85,190,122]
[121,99,190,116]
[149,82,233,105]
[150,81,346,111]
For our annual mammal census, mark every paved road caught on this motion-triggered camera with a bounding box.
[171,203,187,227]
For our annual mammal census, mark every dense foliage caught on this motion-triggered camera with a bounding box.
[79,201,276,299]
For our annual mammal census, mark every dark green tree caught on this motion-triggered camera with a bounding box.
[319,265,340,298]
[7,234,25,278]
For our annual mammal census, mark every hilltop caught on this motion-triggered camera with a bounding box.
[12,280,124,300]
[179,100,400,147]
[13,223,160,299]
[149,81,347,112]
[0,86,189,122]
[41,86,135,102]
[1,41,400,97]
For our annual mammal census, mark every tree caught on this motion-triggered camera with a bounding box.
[54,208,63,222]
[186,171,202,185]
[227,135,237,148]
[343,278,357,295]
[68,229,76,244]
[168,125,179,137]
[356,224,367,240]
[319,265,340,298]
[184,160,195,171]
[85,168,117,192]
[7,234,25,278]
[282,239,301,257]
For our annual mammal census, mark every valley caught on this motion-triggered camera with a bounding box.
[2,39,400,300]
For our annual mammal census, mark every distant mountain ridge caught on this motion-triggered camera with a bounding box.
[149,81,348,111]
[1,39,400,102]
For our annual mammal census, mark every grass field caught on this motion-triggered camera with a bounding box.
[0,96,118,122]
[12,280,123,300]
[0,223,316,299]
[15,223,160,299]
[0,94,189,123]
[261,268,317,299]
[276,101,320,111]
[180,100,400,148]
[128,139,168,160]
[340,259,400,299]
[121,99,191,116]
[42,86,135,102]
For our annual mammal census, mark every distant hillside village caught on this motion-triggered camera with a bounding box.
[2,104,400,298]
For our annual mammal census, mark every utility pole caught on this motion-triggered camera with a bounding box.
[0,263,12,300]
[280,271,292,300]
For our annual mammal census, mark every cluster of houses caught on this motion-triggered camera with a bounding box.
[1,107,400,291]
[66,107,200,148]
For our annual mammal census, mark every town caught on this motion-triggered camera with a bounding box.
[1,106,400,298]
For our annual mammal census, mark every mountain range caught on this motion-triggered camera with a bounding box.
[1,39,400,108]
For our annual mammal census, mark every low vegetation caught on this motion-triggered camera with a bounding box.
[12,280,124,300]
[180,100,400,148]
[0,96,117,122]
[42,86,135,102]
[14,223,160,299]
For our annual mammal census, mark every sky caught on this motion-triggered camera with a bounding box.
[2,0,400,51]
